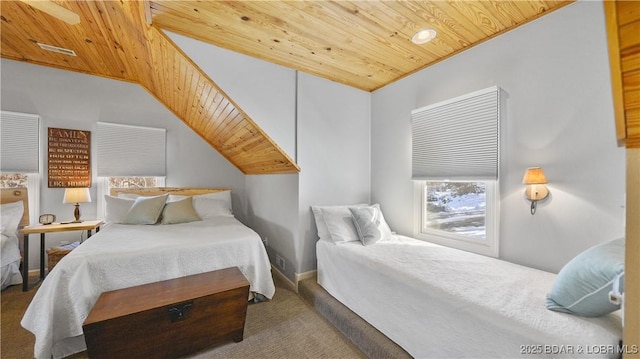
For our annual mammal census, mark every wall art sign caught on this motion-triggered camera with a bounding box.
[48,127,91,188]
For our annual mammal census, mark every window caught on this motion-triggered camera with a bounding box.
[425,182,486,238]
[96,176,165,219]
[109,176,160,189]
[95,122,167,220]
[411,86,501,257]
[1,111,41,225]
[0,173,29,188]
[414,180,498,257]
[96,122,166,177]
[1,111,40,173]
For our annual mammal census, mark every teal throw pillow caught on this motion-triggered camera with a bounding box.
[546,238,625,317]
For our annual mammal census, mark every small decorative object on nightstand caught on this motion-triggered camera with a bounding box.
[39,213,56,225]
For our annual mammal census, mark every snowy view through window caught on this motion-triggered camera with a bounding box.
[425,182,486,239]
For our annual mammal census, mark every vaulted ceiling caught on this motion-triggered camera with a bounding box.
[150,0,572,92]
[0,0,572,174]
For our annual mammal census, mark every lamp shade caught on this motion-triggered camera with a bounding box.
[63,188,91,204]
[522,167,547,185]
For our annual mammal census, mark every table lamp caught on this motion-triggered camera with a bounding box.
[63,188,91,223]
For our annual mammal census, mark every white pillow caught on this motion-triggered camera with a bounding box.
[104,195,135,224]
[311,204,367,243]
[117,192,141,199]
[1,201,24,235]
[124,194,168,225]
[194,198,233,219]
[311,206,330,241]
[193,191,233,214]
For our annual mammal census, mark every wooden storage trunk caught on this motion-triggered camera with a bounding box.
[83,267,250,359]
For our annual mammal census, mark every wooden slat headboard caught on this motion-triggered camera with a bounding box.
[110,187,230,197]
[1,187,30,227]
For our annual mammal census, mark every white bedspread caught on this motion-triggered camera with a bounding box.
[21,217,275,359]
[317,236,622,359]
[1,232,23,290]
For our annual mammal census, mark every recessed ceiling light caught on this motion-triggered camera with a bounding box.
[411,29,437,45]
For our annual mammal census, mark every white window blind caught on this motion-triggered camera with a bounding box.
[412,86,500,181]
[97,122,166,176]
[0,111,40,173]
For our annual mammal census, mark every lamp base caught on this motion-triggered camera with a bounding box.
[73,203,82,223]
[524,185,549,201]
[524,185,549,215]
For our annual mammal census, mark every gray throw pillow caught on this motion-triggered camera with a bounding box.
[124,194,168,225]
[160,197,201,225]
[349,204,393,246]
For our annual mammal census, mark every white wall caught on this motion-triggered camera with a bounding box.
[245,173,299,279]
[167,32,304,281]
[297,72,371,274]
[1,59,245,270]
[169,32,371,280]
[371,1,625,273]
[166,32,297,161]
[3,2,621,277]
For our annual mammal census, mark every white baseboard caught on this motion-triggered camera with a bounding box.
[271,265,296,292]
[271,266,317,293]
[28,269,40,276]
[296,269,317,283]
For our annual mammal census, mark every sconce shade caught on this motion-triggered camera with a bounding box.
[522,167,547,184]
[63,188,91,204]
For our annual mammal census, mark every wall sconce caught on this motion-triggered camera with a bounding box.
[522,167,549,215]
[63,188,92,223]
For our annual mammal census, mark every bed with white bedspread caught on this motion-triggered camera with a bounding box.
[1,188,28,290]
[313,205,623,359]
[21,188,275,359]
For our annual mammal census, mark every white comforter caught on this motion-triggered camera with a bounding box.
[318,236,622,358]
[21,217,275,359]
[1,231,22,290]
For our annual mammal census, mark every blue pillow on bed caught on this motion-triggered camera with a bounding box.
[546,237,624,317]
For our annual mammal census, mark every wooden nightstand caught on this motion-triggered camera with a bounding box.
[19,220,103,291]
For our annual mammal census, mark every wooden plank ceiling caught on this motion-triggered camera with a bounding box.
[1,0,572,173]
[604,1,640,148]
[150,0,572,92]
[0,0,300,175]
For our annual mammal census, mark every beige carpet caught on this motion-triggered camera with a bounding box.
[1,276,365,359]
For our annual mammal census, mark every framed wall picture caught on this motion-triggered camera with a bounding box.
[48,127,91,188]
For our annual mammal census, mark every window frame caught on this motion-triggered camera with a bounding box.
[413,180,499,257]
